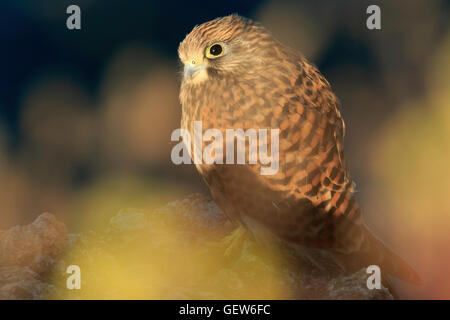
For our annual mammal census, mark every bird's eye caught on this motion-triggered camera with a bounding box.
[205,43,224,59]
[209,44,222,56]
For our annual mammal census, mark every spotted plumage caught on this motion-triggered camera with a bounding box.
[178,15,421,284]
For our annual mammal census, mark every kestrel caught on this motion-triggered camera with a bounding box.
[178,15,421,285]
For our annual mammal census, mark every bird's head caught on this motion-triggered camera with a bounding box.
[178,15,277,84]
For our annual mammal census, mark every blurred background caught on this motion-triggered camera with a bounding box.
[1,0,450,299]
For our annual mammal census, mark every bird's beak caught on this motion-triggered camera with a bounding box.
[184,62,206,80]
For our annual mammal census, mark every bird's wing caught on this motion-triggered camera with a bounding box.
[261,58,367,253]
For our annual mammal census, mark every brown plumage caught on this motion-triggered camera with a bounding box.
[178,15,421,285]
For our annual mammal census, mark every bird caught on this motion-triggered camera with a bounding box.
[177,14,421,286]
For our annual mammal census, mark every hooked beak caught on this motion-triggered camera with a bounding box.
[184,62,206,79]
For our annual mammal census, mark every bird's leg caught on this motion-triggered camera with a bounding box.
[222,225,248,258]
[207,224,249,259]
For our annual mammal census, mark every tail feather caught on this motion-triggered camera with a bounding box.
[336,226,423,286]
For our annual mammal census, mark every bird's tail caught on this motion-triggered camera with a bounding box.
[335,226,423,286]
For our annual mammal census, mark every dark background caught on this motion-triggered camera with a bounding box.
[1,0,450,299]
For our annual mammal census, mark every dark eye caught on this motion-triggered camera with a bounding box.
[209,44,222,56]
[206,43,224,59]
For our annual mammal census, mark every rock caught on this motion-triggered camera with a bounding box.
[0,213,67,300]
[110,208,148,231]
[0,195,394,300]
[327,269,393,300]
[0,266,56,300]
[0,212,67,274]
